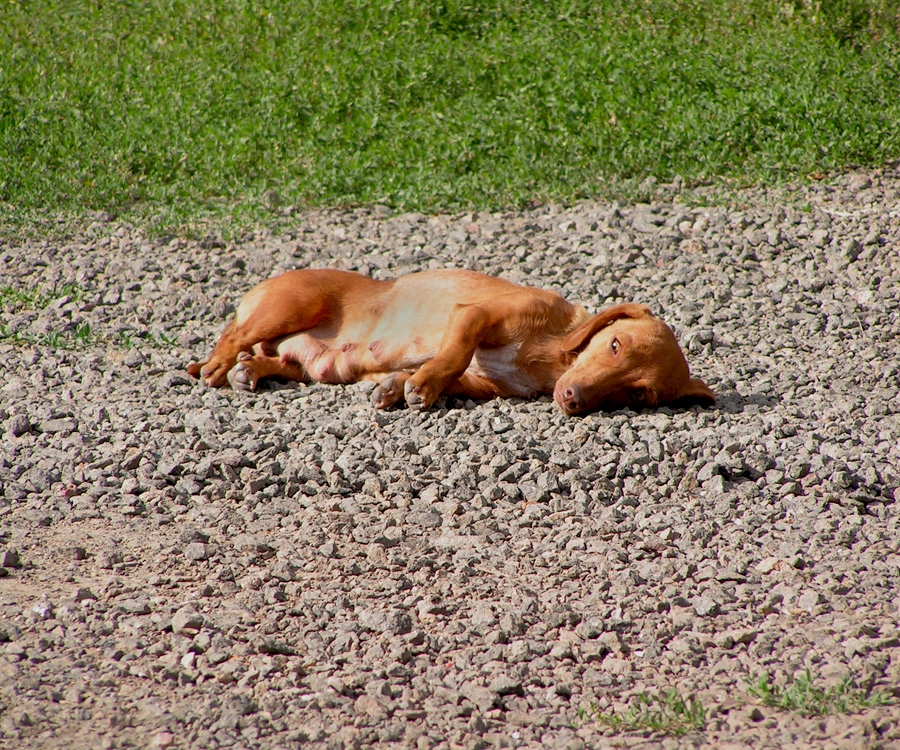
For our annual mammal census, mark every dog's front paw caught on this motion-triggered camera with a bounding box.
[372,373,409,410]
[226,352,258,392]
[404,377,438,411]
[189,357,231,388]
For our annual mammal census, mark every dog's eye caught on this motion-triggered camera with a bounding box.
[631,389,646,403]
[610,338,620,354]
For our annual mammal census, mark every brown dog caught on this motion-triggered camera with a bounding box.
[188,268,714,414]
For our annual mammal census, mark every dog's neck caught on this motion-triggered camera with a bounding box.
[524,305,588,386]
[567,305,590,329]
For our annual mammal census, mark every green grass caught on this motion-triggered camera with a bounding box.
[748,670,893,717]
[2,0,900,235]
[0,322,178,351]
[582,690,707,736]
[0,282,86,311]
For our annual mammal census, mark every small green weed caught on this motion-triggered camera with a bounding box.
[582,690,707,736]
[41,331,64,348]
[0,283,87,313]
[0,296,178,352]
[73,322,93,344]
[1,326,178,351]
[154,332,177,347]
[0,286,38,309]
[748,670,893,717]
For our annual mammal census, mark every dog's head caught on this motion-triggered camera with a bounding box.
[554,303,715,415]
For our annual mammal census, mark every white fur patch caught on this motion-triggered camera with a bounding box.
[467,345,540,397]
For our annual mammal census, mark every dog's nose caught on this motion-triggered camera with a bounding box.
[562,384,583,413]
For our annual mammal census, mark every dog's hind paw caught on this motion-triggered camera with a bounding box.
[227,352,257,392]
[372,373,409,409]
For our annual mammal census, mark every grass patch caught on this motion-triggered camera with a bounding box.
[2,1,900,235]
[0,282,86,312]
[0,282,176,350]
[582,690,707,736]
[748,670,893,717]
[0,323,178,352]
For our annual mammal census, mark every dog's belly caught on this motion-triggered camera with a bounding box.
[275,330,438,384]
[274,330,537,394]
[467,345,540,398]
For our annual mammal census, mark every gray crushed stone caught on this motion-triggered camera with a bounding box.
[1,169,899,749]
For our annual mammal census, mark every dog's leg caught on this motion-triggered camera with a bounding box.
[188,272,332,387]
[226,351,311,392]
[403,301,519,410]
[443,372,509,400]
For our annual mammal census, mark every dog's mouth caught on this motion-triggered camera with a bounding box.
[555,380,654,414]
[554,383,588,415]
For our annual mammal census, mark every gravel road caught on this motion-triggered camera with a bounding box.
[1,169,899,749]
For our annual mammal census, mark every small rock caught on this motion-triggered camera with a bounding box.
[405,510,442,527]
[180,529,210,544]
[842,238,862,261]
[123,350,145,368]
[256,637,296,656]
[31,600,54,621]
[848,173,872,192]
[488,675,523,696]
[798,590,820,612]
[150,732,175,748]
[184,542,210,561]
[697,462,721,482]
[160,373,193,388]
[96,551,123,569]
[172,607,204,635]
[755,557,781,574]
[121,598,152,615]
[692,597,720,617]
[39,417,77,434]
[7,415,32,437]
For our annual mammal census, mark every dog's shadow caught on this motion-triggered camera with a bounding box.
[713,389,776,415]
[249,380,774,418]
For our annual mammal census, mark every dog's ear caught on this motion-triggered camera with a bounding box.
[561,303,654,354]
[676,377,716,407]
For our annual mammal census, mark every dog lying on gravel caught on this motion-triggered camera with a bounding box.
[188,268,715,414]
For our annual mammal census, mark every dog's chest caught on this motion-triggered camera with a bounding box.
[468,345,540,397]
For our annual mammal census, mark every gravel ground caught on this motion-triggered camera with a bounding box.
[1,169,899,750]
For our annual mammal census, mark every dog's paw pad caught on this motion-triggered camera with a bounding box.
[372,374,405,409]
[227,361,256,392]
[404,380,427,410]
[371,384,391,409]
